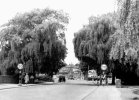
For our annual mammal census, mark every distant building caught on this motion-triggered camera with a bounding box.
[58,64,83,79]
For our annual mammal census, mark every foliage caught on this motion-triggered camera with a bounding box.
[107,0,139,84]
[73,14,116,72]
[110,0,139,64]
[0,8,69,75]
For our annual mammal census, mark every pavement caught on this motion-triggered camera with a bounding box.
[118,86,139,100]
[0,81,54,90]
[0,80,139,100]
[0,83,36,90]
[0,78,109,90]
[0,79,98,90]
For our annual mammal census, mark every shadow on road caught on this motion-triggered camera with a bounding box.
[37,81,114,87]
[130,97,139,100]
[133,90,139,95]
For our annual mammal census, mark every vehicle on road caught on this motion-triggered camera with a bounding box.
[68,75,74,80]
[58,74,66,82]
[88,70,97,81]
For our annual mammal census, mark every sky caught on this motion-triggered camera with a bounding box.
[0,0,117,64]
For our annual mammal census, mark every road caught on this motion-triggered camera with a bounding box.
[0,80,130,100]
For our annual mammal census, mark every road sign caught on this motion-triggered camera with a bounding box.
[17,64,23,70]
[101,64,107,71]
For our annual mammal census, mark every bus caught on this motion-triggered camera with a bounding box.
[88,70,97,81]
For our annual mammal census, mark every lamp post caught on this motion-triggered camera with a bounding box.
[17,63,23,86]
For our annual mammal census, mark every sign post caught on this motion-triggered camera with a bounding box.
[101,64,107,71]
[17,64,23,86]
[100,64,107,85]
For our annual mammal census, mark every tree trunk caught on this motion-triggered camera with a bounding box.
[83,71,88,80]
[112,71,115,85]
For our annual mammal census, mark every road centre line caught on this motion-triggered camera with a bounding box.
[81,85,100,100]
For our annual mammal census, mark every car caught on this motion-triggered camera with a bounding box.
[58,74,66,82]
[68,75,74,80]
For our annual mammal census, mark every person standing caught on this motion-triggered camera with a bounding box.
[30,75,34,83]
[24,73,29,85]
[53,73,57,83]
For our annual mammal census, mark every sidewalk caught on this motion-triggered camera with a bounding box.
[117,86,139,100]
[0,81,56,90]
[0,84,36,90]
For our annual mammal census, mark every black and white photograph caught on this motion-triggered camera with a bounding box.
[0,0,138,100]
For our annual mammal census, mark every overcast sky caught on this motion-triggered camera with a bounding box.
[0,0,117,64]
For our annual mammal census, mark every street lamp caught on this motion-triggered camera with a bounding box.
[17,63,23,86]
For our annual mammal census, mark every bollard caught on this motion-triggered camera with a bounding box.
[115,79,121,88]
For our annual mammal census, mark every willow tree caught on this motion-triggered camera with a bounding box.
[73,15,116,76]
[0,8,69,76]
[109,0,139,84]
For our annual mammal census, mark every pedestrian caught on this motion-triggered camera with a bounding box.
[24,73,29,85]
[30,75,34,83]
[53,73,57,83]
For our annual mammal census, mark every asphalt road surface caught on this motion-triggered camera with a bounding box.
[0,80,124,100]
